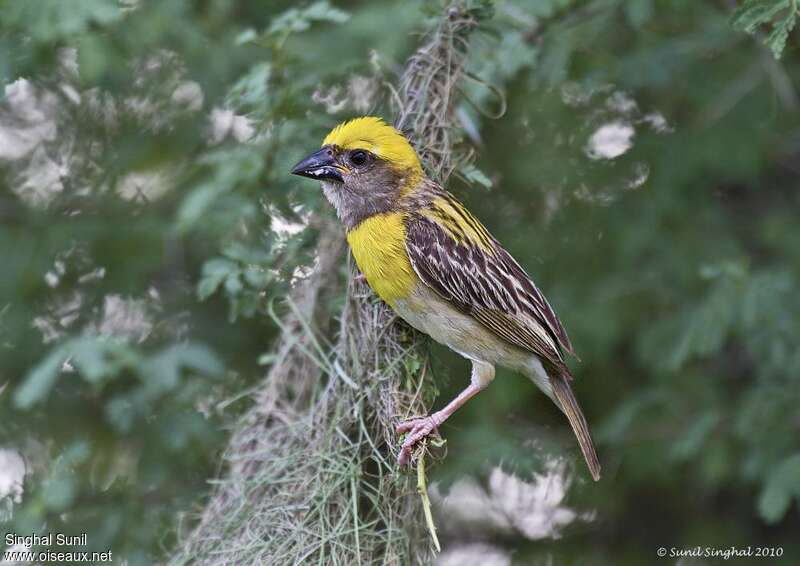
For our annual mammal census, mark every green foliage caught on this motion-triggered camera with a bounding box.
[732,0,799,58]
[176,146,264,232]
[15,339,221,411]
[0,0,122,42]
[759,454,800,523]
[625,0,654,28]
[267,1,349,37]
[459,163,494,189]
[197,243,276,321]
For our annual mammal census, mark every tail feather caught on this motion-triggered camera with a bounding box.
[549,376,601,481]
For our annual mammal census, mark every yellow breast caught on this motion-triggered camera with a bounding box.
[346,212,417,307]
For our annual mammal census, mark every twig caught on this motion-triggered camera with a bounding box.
[416,448,441,553]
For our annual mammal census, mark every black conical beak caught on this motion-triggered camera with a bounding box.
[290,147,344,182]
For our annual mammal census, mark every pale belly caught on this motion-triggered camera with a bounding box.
[393,282,554,397]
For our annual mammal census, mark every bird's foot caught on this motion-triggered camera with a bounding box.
[396,414,442,467]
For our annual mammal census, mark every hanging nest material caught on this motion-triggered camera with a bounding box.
[171,3,486,565]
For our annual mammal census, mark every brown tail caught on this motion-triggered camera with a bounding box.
[549,375,601,481]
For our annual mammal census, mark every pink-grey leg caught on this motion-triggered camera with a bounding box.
[396,360,495,467]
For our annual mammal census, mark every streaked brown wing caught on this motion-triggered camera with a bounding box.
[405,208,575,372]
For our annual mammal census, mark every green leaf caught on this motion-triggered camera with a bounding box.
[223,241,272,264]
[106,396,137,433]
[224,273,244,295]
[41,472,77,511]
[71,338,137,384]
[403,355,422,376]
[177,182,220,232]
[625,0,654,29]
[236,28,258,45]
[177,148,264,232]
[244,266,271,289]
[667,265,745,370]
[732,0,790,33]
[464,0,495,22]
[731,0,797,58]
[596,390,668,443]
[41,441,90,511]
[15,338,140,409]
[670,412,721,461]
[460,164,493,189]
[197,277,224,302]
[267,1,349,37]
[14,342,71,409]
[197,258,238,301]
[757,453,800,523]
[0,0,122,43]
[139,343,223,395]
[304,1,350,24]
[227,62,271,112]
[767,8,797,58]
[257,353,277,366]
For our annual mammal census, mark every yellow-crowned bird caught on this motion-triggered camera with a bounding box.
[291,116,601,481]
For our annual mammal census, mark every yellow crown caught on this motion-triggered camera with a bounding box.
[323,117,422,175]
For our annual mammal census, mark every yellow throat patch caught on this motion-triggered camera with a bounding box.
[324,117,421,305]
[323,116,423,178]
[346,212,417,307]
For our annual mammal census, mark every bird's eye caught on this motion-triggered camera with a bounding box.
[350,150,369,166]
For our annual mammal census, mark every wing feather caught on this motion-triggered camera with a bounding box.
[405,198,576,371]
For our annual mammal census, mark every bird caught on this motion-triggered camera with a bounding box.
[291,116,601,481]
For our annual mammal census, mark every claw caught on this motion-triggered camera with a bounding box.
[394,380,485,467]
[396,415,441,466]
[395,419,420,434]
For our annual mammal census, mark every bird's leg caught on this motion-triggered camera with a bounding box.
[396,383,481,466]
[396,360,495,466]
